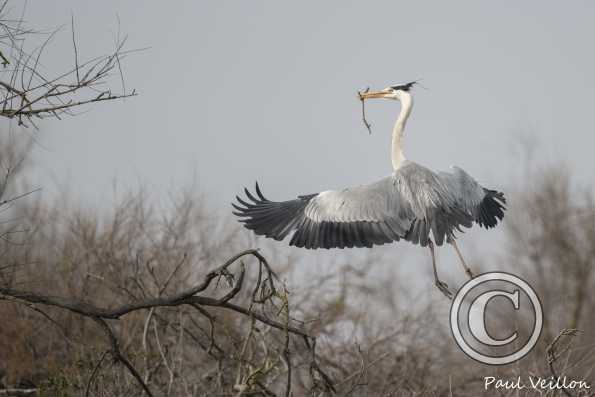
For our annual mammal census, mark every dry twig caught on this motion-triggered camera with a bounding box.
[358,87,373,134]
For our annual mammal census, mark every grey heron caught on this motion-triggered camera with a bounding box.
[232,81,506,298]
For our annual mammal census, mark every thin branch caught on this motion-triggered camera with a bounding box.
[85,350,109,397]
[92,317,154,397]
[546,328,583,397]
[71,14,79,84]
[0,187,41,206]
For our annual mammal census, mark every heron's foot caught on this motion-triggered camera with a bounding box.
[465,268,474,279]
[435,279,453,299]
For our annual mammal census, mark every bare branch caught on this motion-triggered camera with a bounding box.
[0,9,139,127]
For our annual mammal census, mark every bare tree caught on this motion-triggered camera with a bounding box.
[0,1,136,129]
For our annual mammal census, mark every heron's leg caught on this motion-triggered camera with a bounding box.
[450,239,474,279]
[428,240,453,299]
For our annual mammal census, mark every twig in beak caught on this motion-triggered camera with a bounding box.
[358,87,373,135]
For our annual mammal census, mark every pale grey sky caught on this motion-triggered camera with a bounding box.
[5,1,594,298]
[19,1,594,209]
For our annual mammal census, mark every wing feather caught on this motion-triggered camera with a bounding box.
[233,162,505,250]
[233,177,415,249]
[438,166,506,230]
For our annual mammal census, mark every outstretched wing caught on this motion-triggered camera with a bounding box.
[234,165,506,250]
[232,177,416,249]
[437,166,506,229]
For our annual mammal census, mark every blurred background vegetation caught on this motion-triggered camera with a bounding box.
[1,2,594,396]
[1,131,595,396]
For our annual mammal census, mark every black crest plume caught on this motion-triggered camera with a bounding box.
[390,80,420,92]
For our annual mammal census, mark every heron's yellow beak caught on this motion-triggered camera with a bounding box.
[358,89,392,100]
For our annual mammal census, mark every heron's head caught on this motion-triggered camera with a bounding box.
[359,81,417,101]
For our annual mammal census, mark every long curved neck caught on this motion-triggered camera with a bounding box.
[392,92,413,170]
